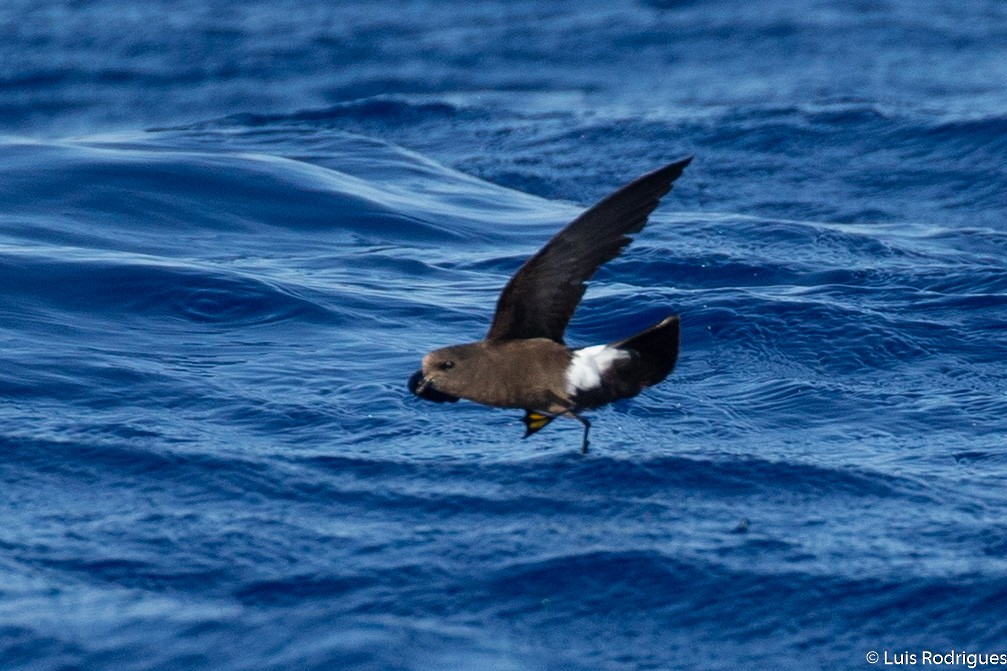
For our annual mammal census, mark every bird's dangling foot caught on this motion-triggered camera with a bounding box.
[564,411,591,454]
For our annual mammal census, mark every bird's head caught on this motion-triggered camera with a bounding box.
[408,342,485,403]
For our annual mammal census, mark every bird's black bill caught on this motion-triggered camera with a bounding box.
[408,370,460,403]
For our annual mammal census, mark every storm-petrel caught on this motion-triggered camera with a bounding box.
[409,157,692,452]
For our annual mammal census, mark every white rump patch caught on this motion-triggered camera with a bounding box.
[565,345,629,395]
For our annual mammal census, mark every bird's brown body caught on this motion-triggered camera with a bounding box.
[420,339,572,412]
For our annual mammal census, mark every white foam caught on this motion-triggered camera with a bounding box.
[565,345,628,395]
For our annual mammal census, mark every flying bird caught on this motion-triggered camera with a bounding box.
[409,157,692,452]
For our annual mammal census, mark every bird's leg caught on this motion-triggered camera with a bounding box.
[563,411,592,454]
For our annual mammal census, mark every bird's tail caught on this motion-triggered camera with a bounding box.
[612,315,680,387]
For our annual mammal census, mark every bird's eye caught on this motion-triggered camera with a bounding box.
[440,361,455,370]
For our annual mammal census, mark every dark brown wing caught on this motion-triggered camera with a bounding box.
[486,157,692,343]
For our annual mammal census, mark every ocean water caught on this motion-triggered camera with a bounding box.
[3,1,1007,669]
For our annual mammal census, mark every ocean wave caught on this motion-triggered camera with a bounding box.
[0,140,478,243]
[161,97,463,132]
[0,253,333,328]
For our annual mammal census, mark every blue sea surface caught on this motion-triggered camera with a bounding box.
[3,1,1007,669]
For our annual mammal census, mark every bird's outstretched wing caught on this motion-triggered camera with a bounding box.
[486,157,692,343]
